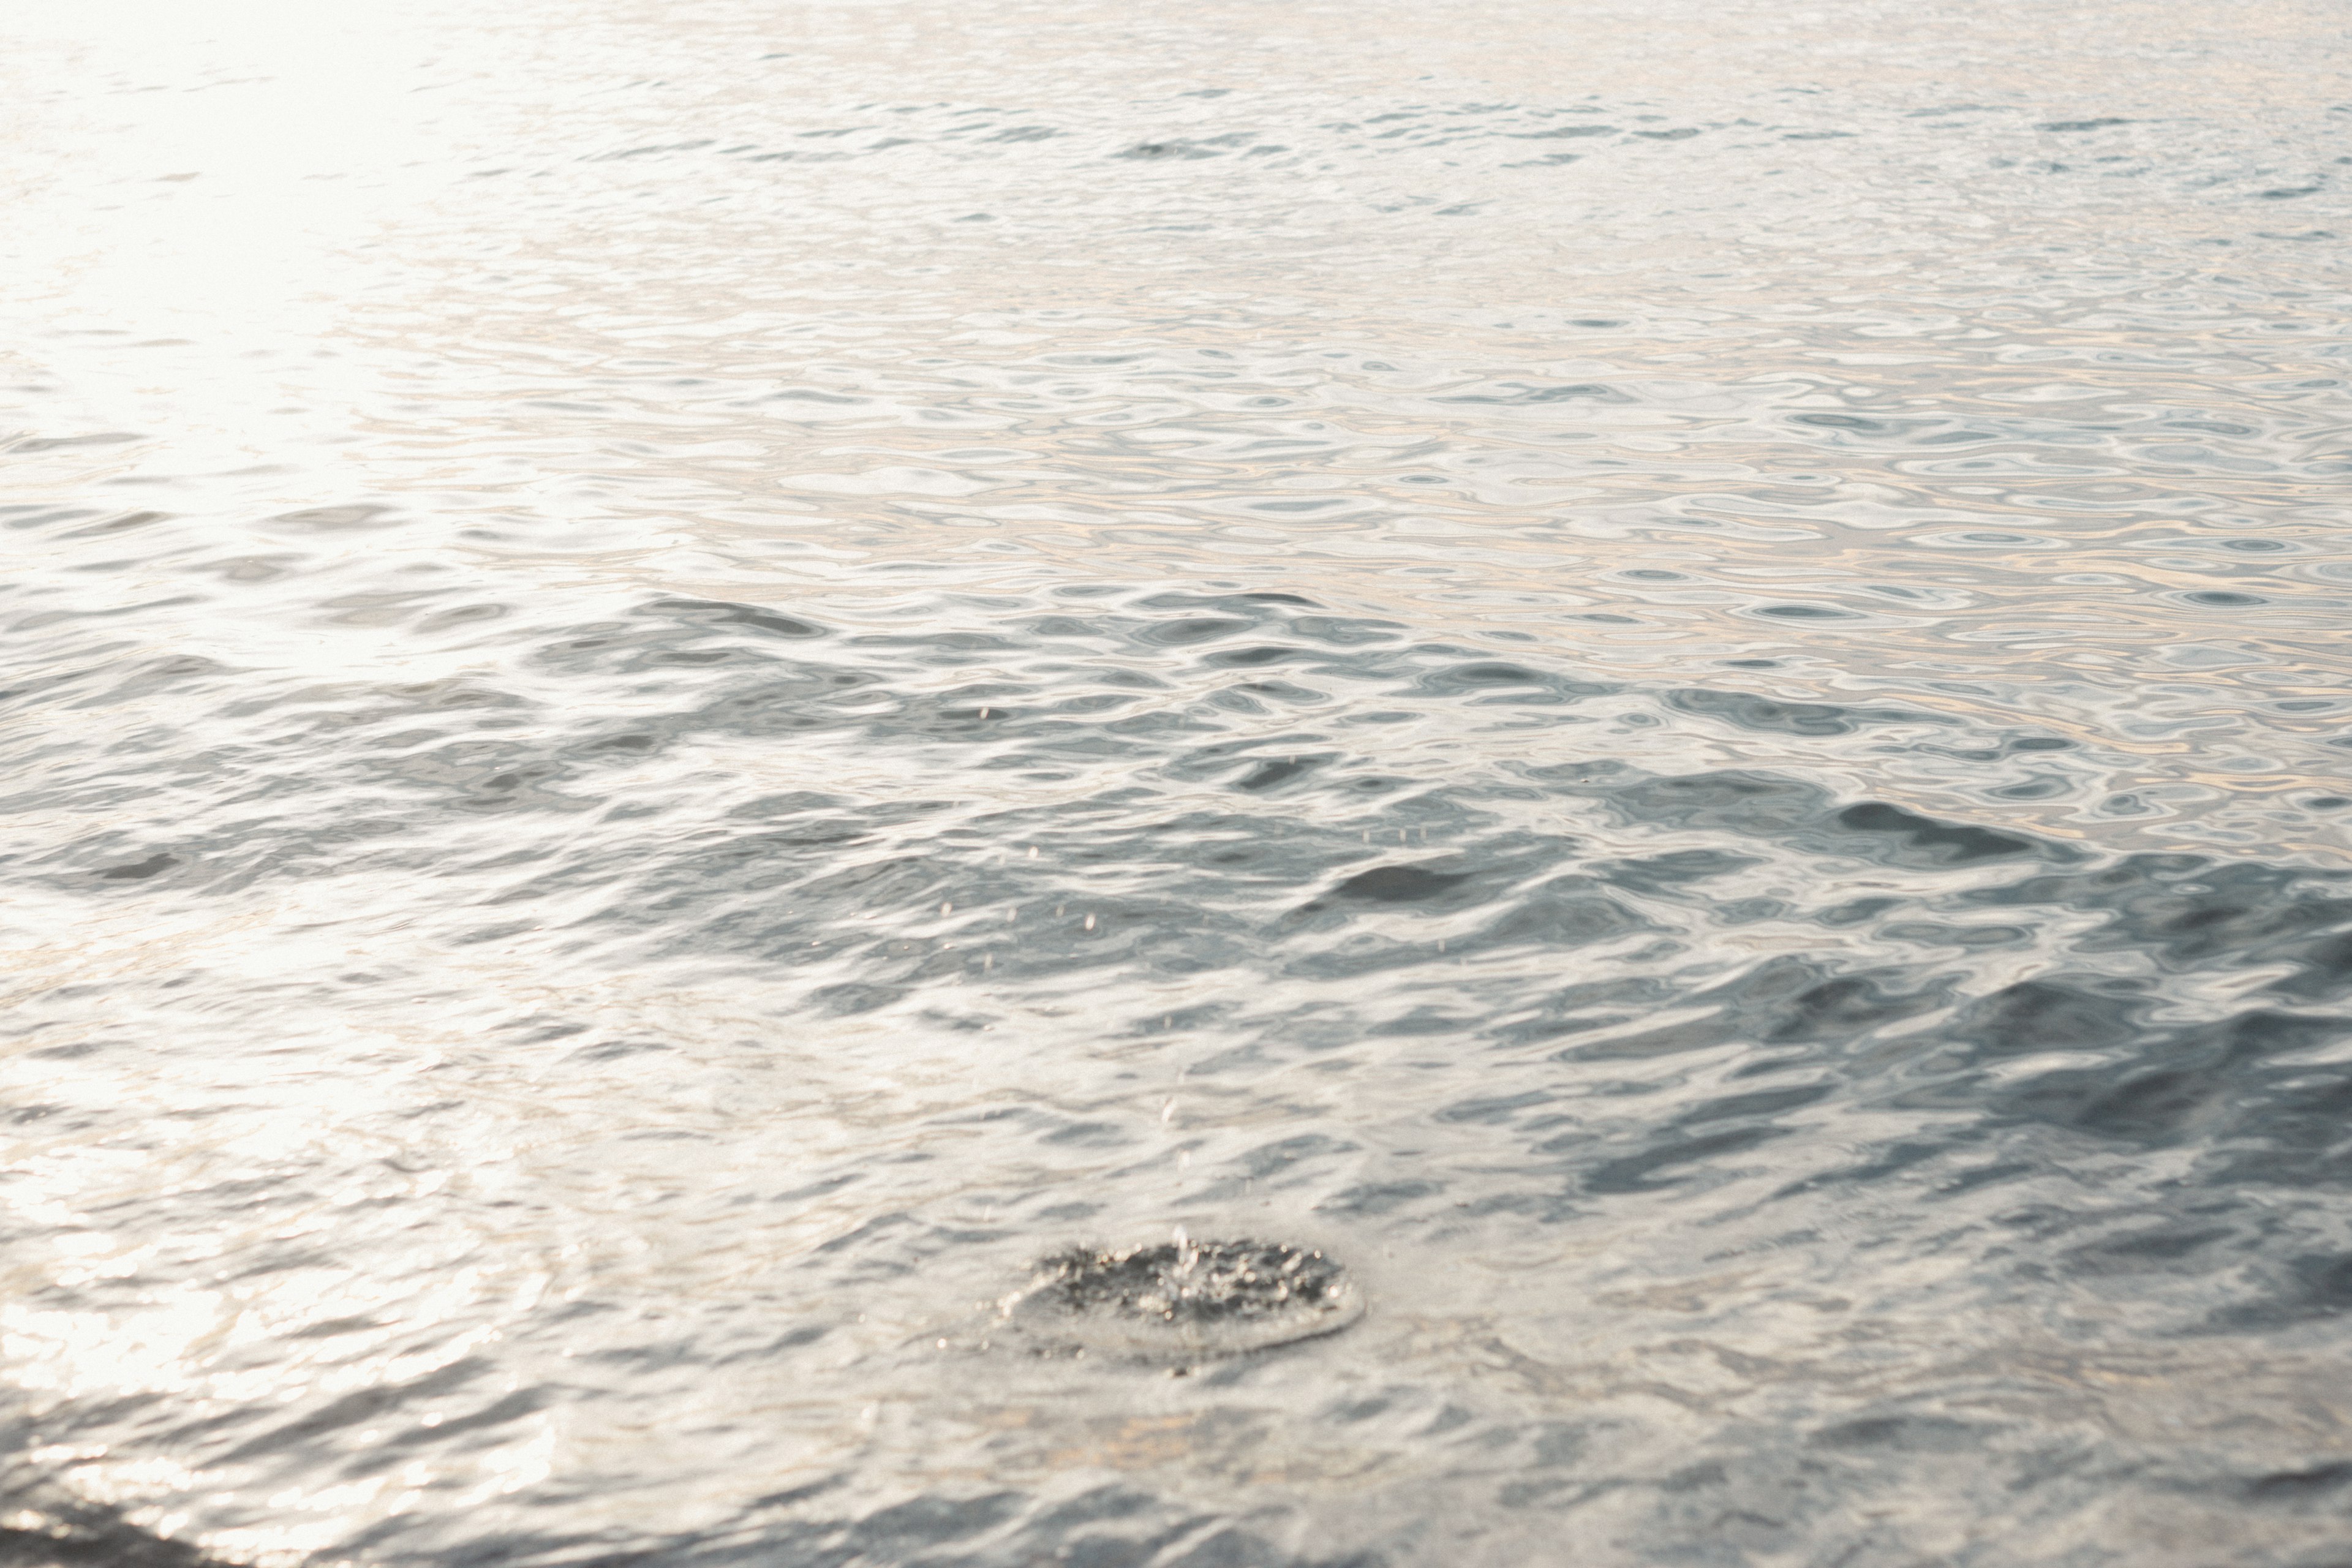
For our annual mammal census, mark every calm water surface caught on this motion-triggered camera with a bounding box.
[5,1,2351,1562]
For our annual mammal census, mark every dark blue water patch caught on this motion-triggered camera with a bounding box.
[94,852,179,881]
[1964,857,2352,982]
[1748,602,1861,620]
[1412,660,1614,701]
[1202,643,1310,669]
[1135,616,1256,647]
[1580,1123,1791,1193]
[1590,849,1758,891]
[1321,865,1476,903]
[1937,1003,2352,1185]
[2062,1217,2245,1279]
[1877,918,2032,950]
[1835,802,2038,865]
[1755,970,1950,1045]
[1474,882,1652,948]
[1956,976,2151,1059]
[2205,1249,2352,1332]
[1677,1082,1836,1126]
[1660,689,1932,739]
[2242,1461,2352,1502]
[644,597,827,639]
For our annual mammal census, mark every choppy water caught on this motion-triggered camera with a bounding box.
[6,1,2352,1563]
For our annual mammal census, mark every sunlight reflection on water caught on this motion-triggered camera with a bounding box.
[4,1,2351,1564]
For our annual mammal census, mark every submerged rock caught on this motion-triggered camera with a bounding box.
[1002,1237,1362,1363]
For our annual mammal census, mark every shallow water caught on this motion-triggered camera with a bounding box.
[4,1,2351,1563]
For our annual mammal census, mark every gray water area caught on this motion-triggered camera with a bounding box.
[4,0,2351,1562]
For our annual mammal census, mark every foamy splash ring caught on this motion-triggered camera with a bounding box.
[1003,1238,1363,1363]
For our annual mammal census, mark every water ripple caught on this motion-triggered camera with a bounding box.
[4,0,2351,1563]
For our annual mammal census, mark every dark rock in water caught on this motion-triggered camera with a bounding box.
[1003,1238,1362,1363]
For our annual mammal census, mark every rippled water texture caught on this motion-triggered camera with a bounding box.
[5,0,2351,1562]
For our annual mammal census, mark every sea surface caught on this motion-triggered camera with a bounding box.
[5,1,2351,1563]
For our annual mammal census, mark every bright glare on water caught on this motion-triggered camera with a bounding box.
[4,1,2351,1564]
